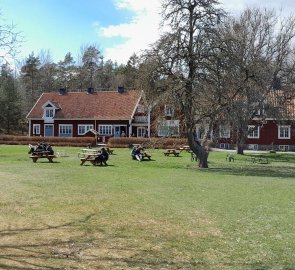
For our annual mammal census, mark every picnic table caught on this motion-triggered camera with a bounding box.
[29,151,57,163]
[179,145,191,152]
[131,149,152,161]
[79,149,101,166]
[142,152,152,160]
[163,149,181,157]
[94,144,114,154]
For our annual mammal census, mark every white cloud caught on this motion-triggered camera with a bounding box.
[98,0,162,65]
[221,0,295,17]
[98,0,295,65]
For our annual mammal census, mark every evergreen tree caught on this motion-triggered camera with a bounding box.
[0,64,22,133]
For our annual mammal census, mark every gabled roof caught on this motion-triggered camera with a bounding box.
[27,90,141,120]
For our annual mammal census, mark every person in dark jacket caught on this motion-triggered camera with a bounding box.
[95,148,109,166]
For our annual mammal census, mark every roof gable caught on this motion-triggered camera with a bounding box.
[27,90,142,120]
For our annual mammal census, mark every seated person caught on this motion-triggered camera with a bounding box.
[131,145,143,161]
[95,148,109,166]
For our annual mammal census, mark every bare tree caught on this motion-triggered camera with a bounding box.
[138,0,225,168]
[0,12,22,65]
[219,8,295,154]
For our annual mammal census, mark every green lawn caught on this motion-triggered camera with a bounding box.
[0,145,294,269]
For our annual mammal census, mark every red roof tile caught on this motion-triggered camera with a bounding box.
[27,90,141,120]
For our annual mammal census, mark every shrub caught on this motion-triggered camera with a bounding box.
[0,135,95,147]
[108,137,188,149]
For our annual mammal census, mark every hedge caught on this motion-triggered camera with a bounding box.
[108,137,188,149]
[0,135,96,147]
[0,135,191,149]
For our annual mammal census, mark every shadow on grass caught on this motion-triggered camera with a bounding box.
[0,213,207,270]
[204,163,295,178]
[1,211,292,269]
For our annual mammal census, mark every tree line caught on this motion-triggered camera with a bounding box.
[0,41,140,134]
[1,0,295,167]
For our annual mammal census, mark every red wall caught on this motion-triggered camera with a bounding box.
[30,119,130,137]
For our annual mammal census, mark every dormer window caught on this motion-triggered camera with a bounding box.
[164,105,174,116]
[42,101,58,123]
[136,104,145,113]
[45,108,54,118]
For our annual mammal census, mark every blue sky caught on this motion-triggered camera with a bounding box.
[0,0,294,66]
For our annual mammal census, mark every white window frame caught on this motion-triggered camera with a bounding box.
[248,125,260,138]
[45,108,54,118]
[59,124,73,137]
[279,145,289,151]
[278,125,291,139]
[78,124,94,135]
[220,143,229,149]
[33,124,40,135]
[219,124,230,138]
[136,104,145,113]
[137,127,146,137]
[248,144,258,150]
[98,125,113,135]
[164,105,174,116]
[158,120,179,136]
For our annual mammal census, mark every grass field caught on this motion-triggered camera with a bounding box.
[0,145,294,270]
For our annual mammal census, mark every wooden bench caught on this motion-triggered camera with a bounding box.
[29,153,56,163]
[131,151,152,161]
[163,149,181,157]
[142,152,152,160]
[80,157,97,166]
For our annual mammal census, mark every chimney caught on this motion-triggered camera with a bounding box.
[117,86,125,94]
[59,88,66,95]
[87,87,94,94]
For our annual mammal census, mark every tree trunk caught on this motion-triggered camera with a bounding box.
[187,129,209,168]
[236,128,245,155]
[237,143,244,155]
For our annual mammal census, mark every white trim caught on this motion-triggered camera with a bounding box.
[41,100,58,109]
[248,125,260,139]
[33,124,40,135]
[164,105,174,116]
[58,124,73,137]
[26,93,44,119]
[78,124,94,135]
[219,124,230,138]
[137,127,146,137]
[131,92,143,119]
[98,124,113,135]
[28,120,31,136]
[279,145,289,151]
[278,125,291,139]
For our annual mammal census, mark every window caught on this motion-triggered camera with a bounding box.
[219,125,230,138]
[136,104,145,113]
[248,144,258,150]
[164,105,174,116]
[195,124,212,140]
[158,120,179,136]
[99,125,113,135]
[220,143,229,149]
[137,127,146,137]
[33,124,40,135]
[248,125,260,138]
[78,124,94,135]
[45,108,54,118]
[278,125,291,139]
[59,124,72,137]
[279,145,289,151]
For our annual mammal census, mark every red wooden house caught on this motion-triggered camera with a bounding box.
[26,88,151,141]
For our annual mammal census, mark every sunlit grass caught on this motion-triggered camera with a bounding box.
[0,145,294,269]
